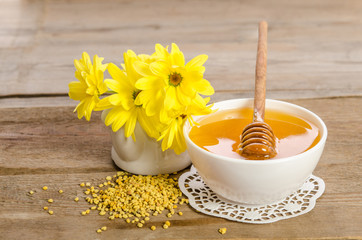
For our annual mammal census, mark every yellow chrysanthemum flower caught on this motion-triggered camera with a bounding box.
[68,52,108,121]
[98,51,161,139]
[158,97,214,154]
[134,43,215,112]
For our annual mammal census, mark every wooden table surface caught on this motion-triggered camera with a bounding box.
[1,0,361,239]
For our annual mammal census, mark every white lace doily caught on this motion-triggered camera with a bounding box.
[179,165,325,224]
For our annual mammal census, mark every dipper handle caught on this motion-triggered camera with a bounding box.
[239,21,277,160]
[254,21,268,122]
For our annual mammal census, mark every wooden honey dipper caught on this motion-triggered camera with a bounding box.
[239,21,277,160]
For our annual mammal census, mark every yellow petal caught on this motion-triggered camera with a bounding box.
[137,108,158,139]
[172,126,186,154]
[164,87,177,110]
[137,54,151,62]
[74,71,85,82]
[104,107,119,126]
[179,81,196,98]
[167,120,178,149]
[74,99,86,119]
[135,76,164,90]
[108,94,122,106]
[134,91,150,112]
[92,55,99,72]
[82,52,92,71]
[84,96,97,121]
[149,62,169,78]
[111,112,129,132]
[192,93,208,109]
[68,82,87,100]
[186,69,203,80]
[95,70,107,94]
[107,63,127,83]
[203,97,211,105]
[95,97,113,111]
[126,49,137,58]
[194,79,215,95]
[133,61,152,77]
[124,109,137,138]
[121,63,126,70]
[98,80,108,95]
[86,85,96,95]
[159,108,171,124]
[176,87,191,106]
[155,43,169,59]
[190,65,206,74]
[75,95,97,121]
[74,59,86,73]
[170,43,185,66]
[93,55,107,72]
[123,51,140,83]
[105,107,130,132]
[159,126,170,151]
[185,54,208,70]
[135,90,158,115]
[177,118,187,147]
[105,79,122,93]
[85,74,96,88]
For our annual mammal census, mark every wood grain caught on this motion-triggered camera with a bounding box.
[0,97,361,239]
[1,0,362,99]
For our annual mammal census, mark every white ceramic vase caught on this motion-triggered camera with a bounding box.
[102,111,191,175]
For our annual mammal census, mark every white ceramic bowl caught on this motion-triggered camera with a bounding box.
[183,98,327,205]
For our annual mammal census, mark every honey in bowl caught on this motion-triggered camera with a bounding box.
[189,108,321,160]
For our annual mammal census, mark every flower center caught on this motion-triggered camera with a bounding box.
[168,72,183,87]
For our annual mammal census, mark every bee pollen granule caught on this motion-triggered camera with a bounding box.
[137,223,143,228]
[218,228,227,234]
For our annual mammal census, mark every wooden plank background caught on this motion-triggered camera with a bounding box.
[1,0,362,100]
[0,0,361,239]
